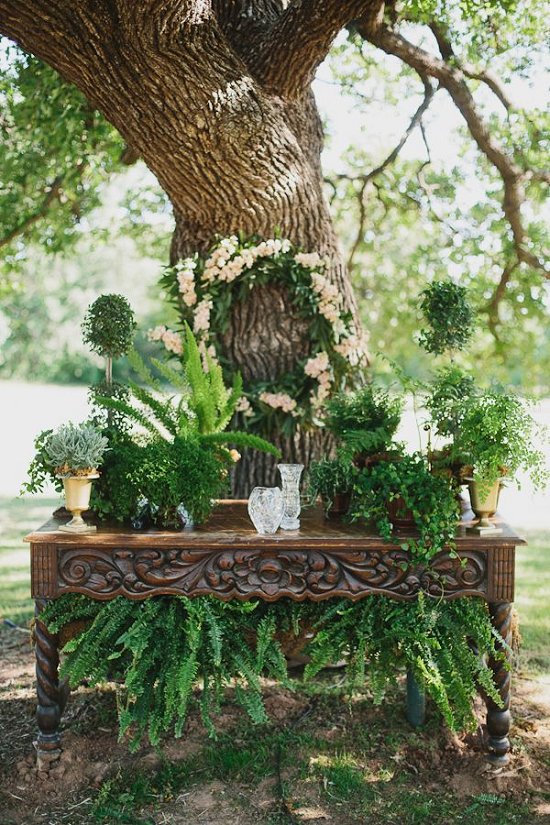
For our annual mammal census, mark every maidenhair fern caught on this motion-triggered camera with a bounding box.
[42,594,506,749]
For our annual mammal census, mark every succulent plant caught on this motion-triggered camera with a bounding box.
[45,422,108,475]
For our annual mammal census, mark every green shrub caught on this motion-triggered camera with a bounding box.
[42,592,506,748]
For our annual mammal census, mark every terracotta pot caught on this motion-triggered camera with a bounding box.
[386,496,416,531]
[326,491,352,518]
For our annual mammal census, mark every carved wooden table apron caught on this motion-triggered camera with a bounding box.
[26,501,524,766]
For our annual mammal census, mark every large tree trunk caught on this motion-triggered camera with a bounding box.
[0,0,374,494]
[170,89,352,494]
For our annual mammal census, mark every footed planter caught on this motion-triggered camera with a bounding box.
[467,479,503,535]
[59,474,99,534]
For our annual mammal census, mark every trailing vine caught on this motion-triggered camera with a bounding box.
[156,235,370,435]
[42,592,506,749]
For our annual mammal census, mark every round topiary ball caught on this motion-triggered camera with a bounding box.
[82,294,136,359]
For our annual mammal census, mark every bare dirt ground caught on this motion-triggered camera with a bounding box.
[1,626,549,825]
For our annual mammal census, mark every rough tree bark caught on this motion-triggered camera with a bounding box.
[0,0,376,494]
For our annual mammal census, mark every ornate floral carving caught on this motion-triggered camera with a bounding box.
[56,545,487,601]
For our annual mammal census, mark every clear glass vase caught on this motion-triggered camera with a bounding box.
[248,487,285,534]
[277,463,304,530]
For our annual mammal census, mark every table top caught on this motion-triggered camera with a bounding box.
[25,500,526,550]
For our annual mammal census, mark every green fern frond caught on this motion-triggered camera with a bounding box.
[200,430,280,456]
[150,357,189,393]
[128,349,161,392]
[127,381,179,437]
[95,396,164,439]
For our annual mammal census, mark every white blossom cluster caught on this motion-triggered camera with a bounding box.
[304,350,332,407]
[334,329,370,367]
[193,298,213,334]
[175,259,198,307]
[201,237,292,285]
[259,391,298,414]
[236,396,254,417]
[310,271,342,325]
[147,325,183,355]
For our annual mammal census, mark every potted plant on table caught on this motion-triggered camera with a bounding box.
[94,324,280,528]
[449,390,548,532]
[324,384,403,467]
[43,422,108,533]
[307,456,356,517]
[351,452,460,563]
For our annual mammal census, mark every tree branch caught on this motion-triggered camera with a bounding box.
[249,0,381,98]
[0,176,64,250]
[483,258,520,342]
[357,18,549,277]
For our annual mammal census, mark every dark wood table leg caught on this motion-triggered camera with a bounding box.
[486,601,513,764]
[34,600,63,769]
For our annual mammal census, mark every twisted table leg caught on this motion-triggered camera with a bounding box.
[486,601,512,764]
[34,600,63,766]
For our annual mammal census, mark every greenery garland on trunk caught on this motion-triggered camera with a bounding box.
[42,593,506,751]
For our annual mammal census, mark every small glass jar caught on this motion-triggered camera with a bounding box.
[248,487,285,534]
[277,463,304,530]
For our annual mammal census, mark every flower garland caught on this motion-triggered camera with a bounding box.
[155,235,369,433]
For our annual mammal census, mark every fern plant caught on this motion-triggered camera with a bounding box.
[97,324,279,458]
[42,594,288,749]
[304,594,506,733]
[42,592,506,748]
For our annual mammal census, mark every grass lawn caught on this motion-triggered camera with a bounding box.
[1,496,549,825]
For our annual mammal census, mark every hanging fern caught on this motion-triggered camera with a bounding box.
[42,593,507,750]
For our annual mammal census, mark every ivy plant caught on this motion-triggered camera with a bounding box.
[350,454,460,563]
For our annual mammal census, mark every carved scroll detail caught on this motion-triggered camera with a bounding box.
[57,545,488,601]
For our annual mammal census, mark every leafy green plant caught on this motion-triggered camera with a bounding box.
[82,294,137,385]
[418,281,474,356]
[425,365,476,440]
[42,594,288,749]
[351,454,460,562]
[307,457,355,511]
[42,422,108,476]
[305,594,506,733]
[324,385,403,459]
[451,390,548,491]
[98,324,279,458]
[42,591,506,746]
[21,428,62,495]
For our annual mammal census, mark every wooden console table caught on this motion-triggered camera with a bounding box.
[26,502,525,766]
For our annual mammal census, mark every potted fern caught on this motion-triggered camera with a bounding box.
[95,324,279,527]
[324,384,403,467]
[307,456,355,517]
[44,422,108,533]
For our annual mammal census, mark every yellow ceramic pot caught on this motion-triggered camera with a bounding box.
[467,478,502,534]
[59,473,98,534]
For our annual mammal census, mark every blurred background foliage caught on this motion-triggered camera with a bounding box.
[0,0,548,389]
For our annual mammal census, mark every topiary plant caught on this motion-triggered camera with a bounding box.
[82,294,137,385]
[418,281,474,356]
